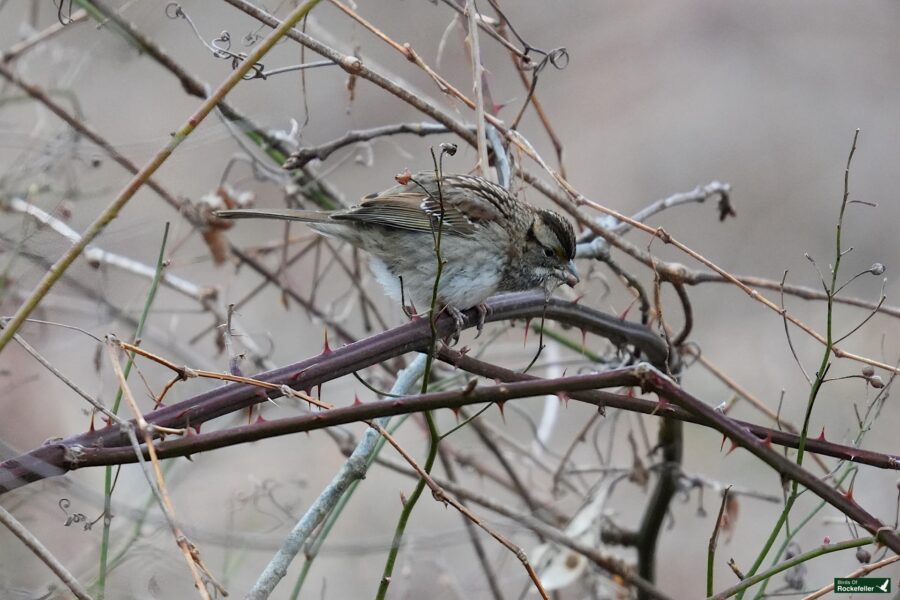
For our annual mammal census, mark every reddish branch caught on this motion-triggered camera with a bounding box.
[0,292,664,494]
[1,301,897,558]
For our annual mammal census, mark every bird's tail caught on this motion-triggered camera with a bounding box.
[216,207,361,245]
[215,208,333,223]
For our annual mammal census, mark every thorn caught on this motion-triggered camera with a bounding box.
[322,329,332,355]
[580,328,587,354]
[247,406,254,424]
[651,394,668,416]
[255,414,267,423]
[720,434,728,452]
[524,318,531,346]
[192,423,202,435]
[556,391,570,407]
[317,384,323,403]
[843,486,854,502]
[726,440,740,456]
[353,394,363,406]
[570,293,585,305]
[817,427,826,441]
[451,406,461,420]
[761,431,773,449]
[496,400,506,423]
[89,413,96,432]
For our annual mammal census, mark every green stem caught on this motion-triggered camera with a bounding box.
[707,488,732,597]
[375,160,448,599]
[290,414,410,599]
[737,131,858,599]
[713,537,872,599]
[751,462,856,599]
[289,370,471,597]
[96,224,169,599]
[374,413,440,600]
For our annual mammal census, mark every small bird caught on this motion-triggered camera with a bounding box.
[217,171,579,331]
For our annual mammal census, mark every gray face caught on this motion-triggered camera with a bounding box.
[517,209,577,290]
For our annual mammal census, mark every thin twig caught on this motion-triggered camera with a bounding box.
[245,355,427,600]
[707,486,732,596]
[0,504,94,600]
[9,331,125,426]
[712,536,875,599]
[465,0,489,175]
[373,452,671,600]
[106,341,221,599]
[0,9,88,62]
[800,553,899,600]
[0,0,326,354]
[371,420,550,599]
[435,445,506,600]
[4,197,208,301]
[117,339,327,408]
[283,122,456,169]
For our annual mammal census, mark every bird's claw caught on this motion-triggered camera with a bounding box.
[473,303,490,338]
[438,304,489,344]
[442,305,466,345]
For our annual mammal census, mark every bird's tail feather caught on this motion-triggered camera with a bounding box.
[215,208,332,223]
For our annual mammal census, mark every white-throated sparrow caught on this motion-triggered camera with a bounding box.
[217,171,579,329]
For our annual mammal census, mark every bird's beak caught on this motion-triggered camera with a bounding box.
[564,260,580,287]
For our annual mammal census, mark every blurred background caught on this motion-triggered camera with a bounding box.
[1,1,898,598]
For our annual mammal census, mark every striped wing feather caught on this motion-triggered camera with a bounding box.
[334,191,483,236]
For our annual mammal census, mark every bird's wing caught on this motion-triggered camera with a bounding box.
[333,172,511,236]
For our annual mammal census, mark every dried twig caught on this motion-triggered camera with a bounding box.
[245,356,427,600]
[106,341,224,599]
[0,0,326,354]
[465,0,490,175]
[283,122,457,169]
[0,504,94,600]
[0,9,88,62]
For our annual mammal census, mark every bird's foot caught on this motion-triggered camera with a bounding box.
[439,305,467,345]
[473,303,491,338]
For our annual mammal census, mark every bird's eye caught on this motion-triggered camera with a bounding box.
[543,248,554,258]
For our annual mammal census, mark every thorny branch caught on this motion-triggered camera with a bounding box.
[1,3,898,599]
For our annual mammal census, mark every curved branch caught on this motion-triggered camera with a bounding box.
[0,292,664,495]
[282,122,459,169]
